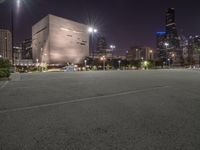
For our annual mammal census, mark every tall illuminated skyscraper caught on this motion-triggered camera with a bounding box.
[166,8,178,37]
[165,8,180,49]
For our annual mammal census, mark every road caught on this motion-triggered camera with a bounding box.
[0,70,200,150]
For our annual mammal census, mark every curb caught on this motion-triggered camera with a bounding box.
[0,78,9,81]
[10,73,21,81]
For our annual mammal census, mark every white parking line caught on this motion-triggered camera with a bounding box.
[0,85,169,114]
[0,81,9,90]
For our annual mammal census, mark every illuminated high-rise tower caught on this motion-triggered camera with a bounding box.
[165,8,180,49]
[166,8,178,37]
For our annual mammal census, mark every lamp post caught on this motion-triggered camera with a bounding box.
[110,45,116,51]
[118,60,121,70]
[144,61,148,70]
[199,54,200,68]
[164,42,169,67]
[100,56,106,71]
[110,45,116,69]
[11,0,22,65]
[126,50,129,59]
[149,50,153,60]
[168,58,170,69]
[11,2,14,65]
[5,37,7,59]
[36,58,39,71]
[44,53,47,63]
[172,53,175,67]
[84,59,87,70]
[88,27,98,65]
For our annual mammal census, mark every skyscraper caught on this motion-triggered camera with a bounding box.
[156,32,167,61]
[165,8,180,49]
[156,8,182,65]
[166,8,178,37]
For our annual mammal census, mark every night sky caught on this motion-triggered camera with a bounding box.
[0,0,200,53]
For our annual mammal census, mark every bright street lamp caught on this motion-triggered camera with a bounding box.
[110,45,116,49]
[17,0,21,9]
[88,27,93,33]
[88,26,98,65]
[88,27,98,33]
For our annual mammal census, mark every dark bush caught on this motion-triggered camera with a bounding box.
[0,68,10,78]
[0,59,11,68]
[0,59,11,78]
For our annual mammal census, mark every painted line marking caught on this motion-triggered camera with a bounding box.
[0,85,169,114]
[0,81,9,90]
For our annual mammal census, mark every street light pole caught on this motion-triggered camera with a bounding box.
[11,0,21,65]
[11,2,14,65]
[5,37,7,59]
[149,50,153,60]
[168,58,170,69]
[88,27,98,67]
[199,54,200,68]
[118,60,121,70]
[164,42,169,64]
[110,45,116,69]
[84,59,87,70]
[36,58,39,71]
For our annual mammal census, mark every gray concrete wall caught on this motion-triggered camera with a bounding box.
[32,14,89,65]
[32,15,50,64]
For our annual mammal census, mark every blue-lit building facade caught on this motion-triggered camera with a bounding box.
[156,8,183,66]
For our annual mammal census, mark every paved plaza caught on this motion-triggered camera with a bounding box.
[0,70,200,149]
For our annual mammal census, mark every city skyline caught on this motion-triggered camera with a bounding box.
[0,0,200,52]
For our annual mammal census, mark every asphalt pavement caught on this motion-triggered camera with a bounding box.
[0,69,200,150]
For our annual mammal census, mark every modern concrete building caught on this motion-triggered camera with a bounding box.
[32,14,89,65]
[0,29,12,61]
